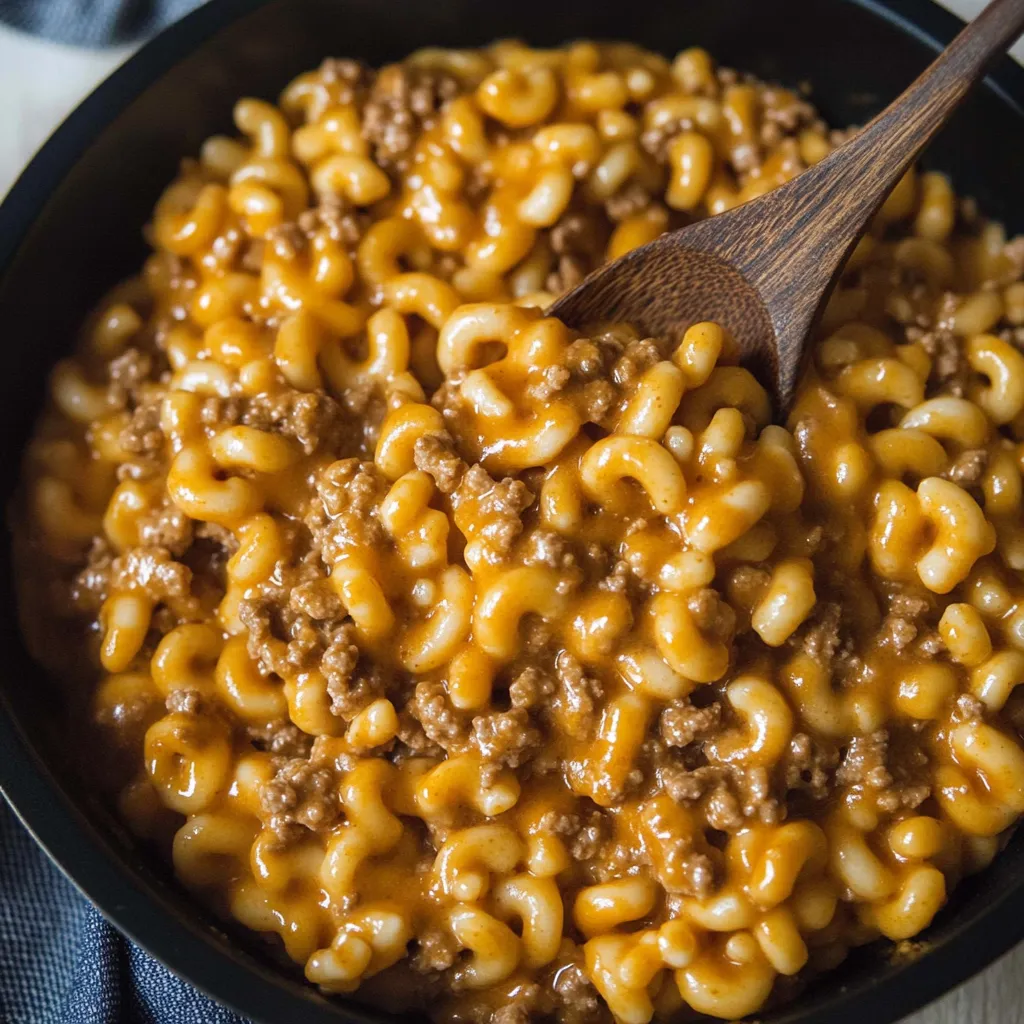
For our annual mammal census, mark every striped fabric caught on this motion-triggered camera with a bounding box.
[0,0,201,46]
[0,800,246,1023]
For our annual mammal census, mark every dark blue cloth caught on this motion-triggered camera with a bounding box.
[0,0,202,46]
[0,798,247,1023]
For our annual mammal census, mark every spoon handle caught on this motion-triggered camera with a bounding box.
[728,0,1024,404]
[806,0,1024,236]
[547,0,1024,414]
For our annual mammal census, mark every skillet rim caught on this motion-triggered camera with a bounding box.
[1,1,1023,1021]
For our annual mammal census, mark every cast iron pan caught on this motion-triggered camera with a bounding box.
[1,1,1023,1021]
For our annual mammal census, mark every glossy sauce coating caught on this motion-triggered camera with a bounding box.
[15,40,1024,1024]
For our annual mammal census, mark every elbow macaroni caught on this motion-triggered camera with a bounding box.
[16,37,1024,1024]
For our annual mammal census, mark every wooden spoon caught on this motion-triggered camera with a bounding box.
[549,0,1024,412]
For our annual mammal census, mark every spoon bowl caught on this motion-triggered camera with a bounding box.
[551,0,1024,412]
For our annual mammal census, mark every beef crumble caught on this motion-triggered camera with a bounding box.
[362,65,463,174]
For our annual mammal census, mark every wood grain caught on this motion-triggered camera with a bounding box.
[551,0,1024,412]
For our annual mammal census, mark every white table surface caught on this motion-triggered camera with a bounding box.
[2,3,1023,1022]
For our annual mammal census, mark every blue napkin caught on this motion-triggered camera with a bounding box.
[0,798,247,1023]
[0,0,202,46]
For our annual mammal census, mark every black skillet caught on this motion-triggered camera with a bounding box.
[1,1,1023,1021]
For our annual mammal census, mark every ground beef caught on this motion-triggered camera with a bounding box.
[311,460,389,561]
[318,56,374,105]
[597,559,635,597]
[522,615,556,655]
[197,396,242,430]
[661,760,778,830]
[111,546,192,603]
[555,333,627,422]
[659,840,718,901]
[323,627,382,720]
[727,565,771,608]
[782,732,838,802]
[944,448,989,487]
[637,768,723,892]
[878,614,919,653]
[362,65,461,174]
[410,925,458,973]
[522,530,576,571]
[836,731,892,789]
[284,616,324,672]
[704,776,745,831]
[579,379,617,425]
[338,377,387,440]
[550,211,604,260]
[491,986,544,1024]
[546,211,607,293]
[106,347,154,407]
[610,337,664,386]
[264,222,306,261]
[260,757,341,842]
[912,631,941,659]
[453,465,534,562]
[238,593,289,677]
[564,337,612,381]
[70,538,114,610]
[536,806,609,863]
[660,700,722,748]
[878,782,930,813]
[873,729,933,813]
[205,226,246,272]
[165,688,205,715]
[604,183,653,222]
[919,325,969,396]
[661,762,719,805]
[311,619,353,687]
[801,601,844,662]
[408,680,468,752]
[413,433,465,494]
[478,477,534,550]
[762,88,816,133]
[316,458,386,519]
[431,380,465,429]
[136,501,193,557]
[508,666,556,710]
[248,719,314,758]
[119,397,164,455]
[290,578,344,621]
[394,709,445,759]
[242,390,349,455]
[951,692,985,724]
[297,195,367,250]
[552,651,602,739]
[471,707,541,769]
[527,364,572,402]
[686,588,736,643]
[889,592,931,619]
[549,962,603,1024]
[639,116,697,161]
[571,814,608,862]
[736,766,781,823]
